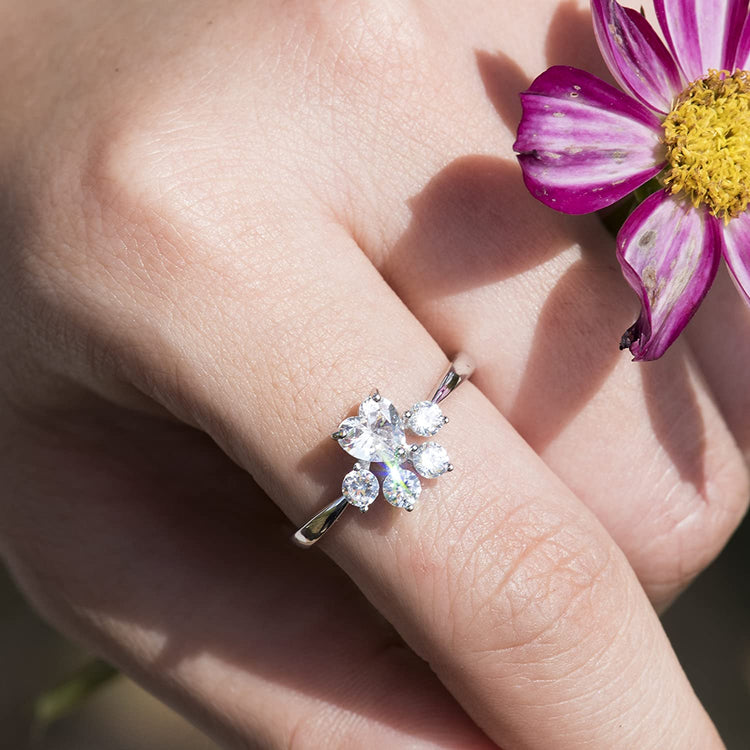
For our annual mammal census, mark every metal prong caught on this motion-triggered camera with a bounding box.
[410,444,419,453]
[446,464,454,472]
[371,389,381,402]
[405,505,414,512]
[396,446,406,459]
[403,410,412,419]
[331,430,345,440]
[442,415,449,425]
[359,505,369,514]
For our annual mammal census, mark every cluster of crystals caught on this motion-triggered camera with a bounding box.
[334,393,452,513]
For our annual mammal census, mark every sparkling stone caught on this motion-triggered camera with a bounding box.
[382,467,422,509]
[342,468,379,509]
[411,442,451,478]
[337,395,406,462]
[406,401,445,437]
[337,416,375,461]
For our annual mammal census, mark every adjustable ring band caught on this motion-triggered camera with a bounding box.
[293,353,475,547]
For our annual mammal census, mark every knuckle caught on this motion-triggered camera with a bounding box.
[79,114,205,288]
[287,707,358,750]
[292,0,426,105]
[637,435,749,603]
[413,477,627,661]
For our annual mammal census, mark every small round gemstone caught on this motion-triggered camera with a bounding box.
[411,442,451,478]
[406,401,445,437]
[382,467,422,510]
[342,468,379,509]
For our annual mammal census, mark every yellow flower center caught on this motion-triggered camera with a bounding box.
[662,69,750,222]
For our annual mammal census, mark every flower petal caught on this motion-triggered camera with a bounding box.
[592,0,683,113]
[514,66,665,214]
[654,0,748,81]
[732,10,750,70]
[722,210,750,304]
[617,190,721,360]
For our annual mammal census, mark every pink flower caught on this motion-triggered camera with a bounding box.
[514,0,750,360]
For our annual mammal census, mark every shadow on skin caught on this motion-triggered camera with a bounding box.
[544,0,612,78]
[384,149,625,448]
[505,259,626,452]
[1,404,485,748]
[380,6,629,448]
[639,351,707,491]
[386,154,593,298]
[475,49,530,132]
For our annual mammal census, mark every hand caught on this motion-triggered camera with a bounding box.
[0,1,747,748]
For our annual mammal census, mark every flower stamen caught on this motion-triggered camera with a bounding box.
[662,69,750,222]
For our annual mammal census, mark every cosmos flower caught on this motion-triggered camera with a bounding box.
[514,0,750,360]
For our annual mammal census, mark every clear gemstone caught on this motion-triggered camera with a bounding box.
[382,467,422,509]
[336,395,406,462]
[337,416,376,461]
[411,442,450,478]
[406,401,445,437]
[342,468,379,509]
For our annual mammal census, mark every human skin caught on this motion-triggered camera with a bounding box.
[0,0,748,748]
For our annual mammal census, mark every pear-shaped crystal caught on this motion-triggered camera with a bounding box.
[336,416,375,461]
[337,395,406,462]
[359,396,406,460]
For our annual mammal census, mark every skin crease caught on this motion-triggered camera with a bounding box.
[0,0,748,748]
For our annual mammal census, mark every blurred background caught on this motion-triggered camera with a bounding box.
[2,515,749,750]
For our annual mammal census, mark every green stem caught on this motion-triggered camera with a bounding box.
[32,658,119,737]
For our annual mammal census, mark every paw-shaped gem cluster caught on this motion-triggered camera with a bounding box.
[333,392,452,512]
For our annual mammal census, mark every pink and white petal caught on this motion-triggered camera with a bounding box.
[514,66,665,214]
[592,0,683,114]
[654,0,748,82]
[722,210,750,305]
[617,190,721,360]
[733,10,750,70]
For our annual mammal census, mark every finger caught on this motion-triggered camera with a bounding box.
[0,402,496,750]
[53,185,725,750]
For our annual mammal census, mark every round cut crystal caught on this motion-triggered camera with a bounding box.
[406,401,445,437]
[337,395,406,462]
[411,442,450,478]
[342,468,379,509]
[382,467,422,509]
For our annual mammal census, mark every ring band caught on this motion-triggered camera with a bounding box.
[293,353,475,547]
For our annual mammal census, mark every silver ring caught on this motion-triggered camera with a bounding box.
[293,353,475,547]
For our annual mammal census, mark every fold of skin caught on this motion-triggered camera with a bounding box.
[515,0,750,360]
